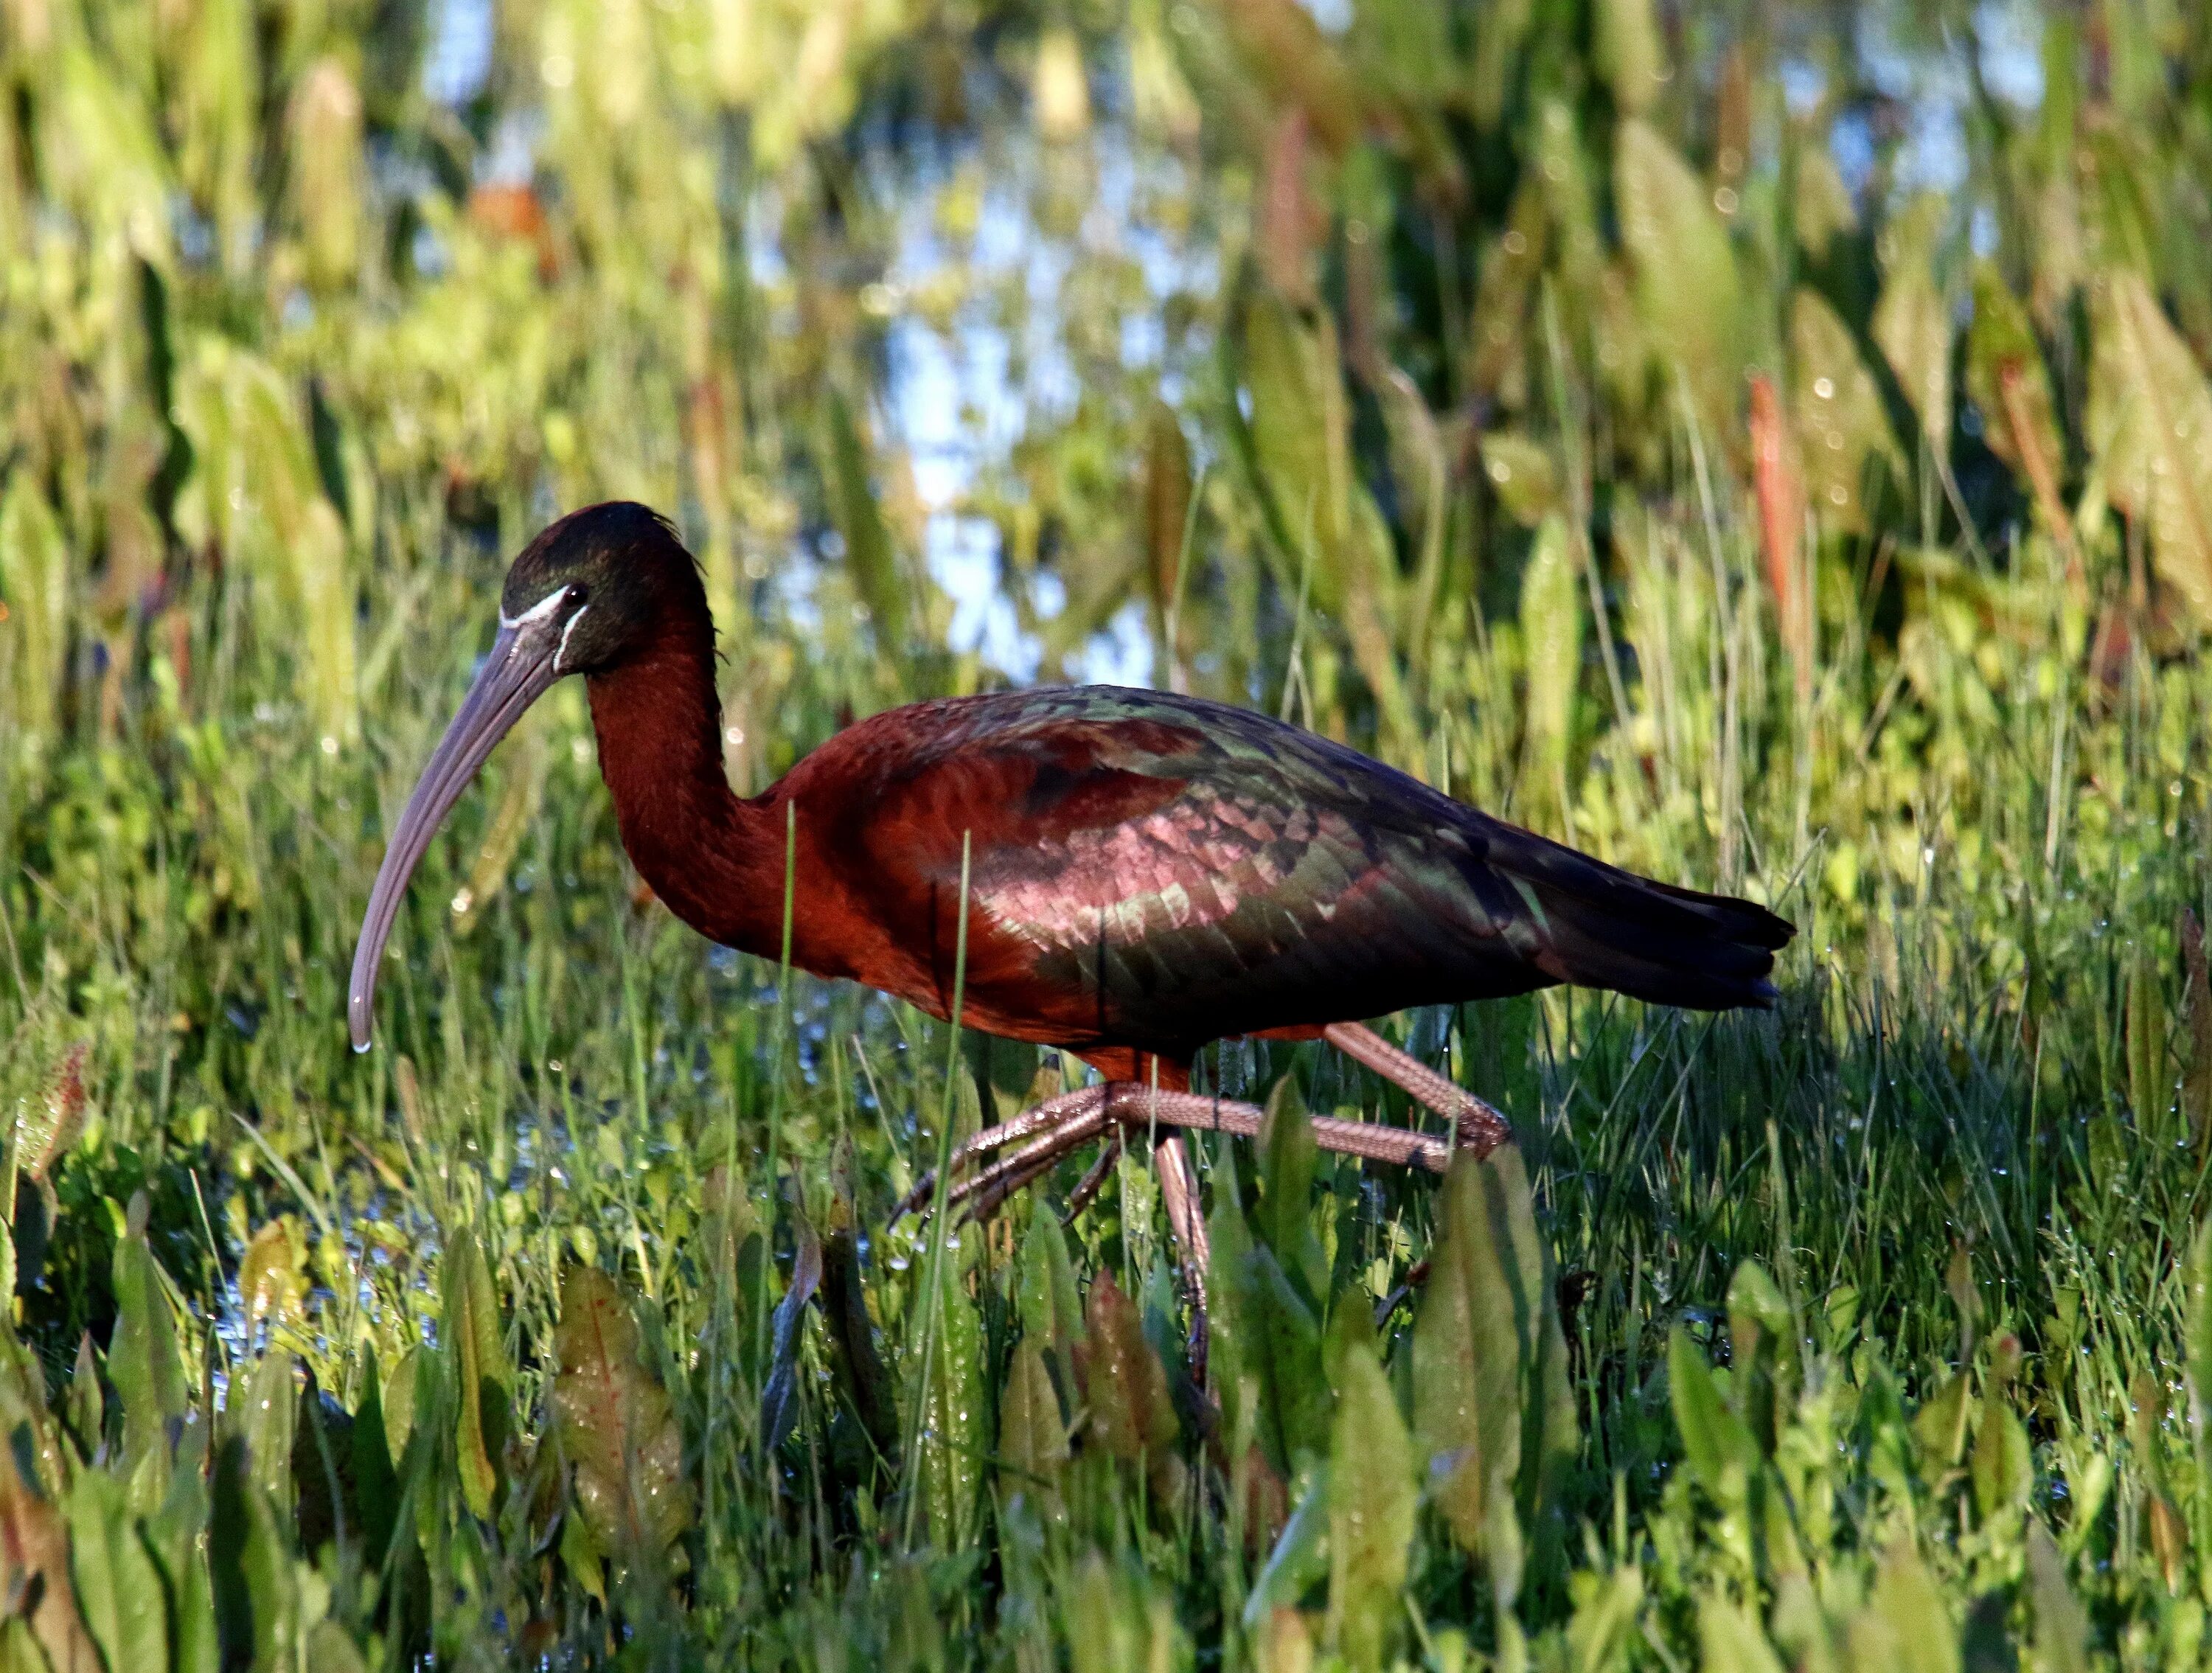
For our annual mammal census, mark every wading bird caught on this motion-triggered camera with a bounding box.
[349,503,1792,1329]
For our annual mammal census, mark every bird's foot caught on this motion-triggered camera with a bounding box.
[1321,1021,1512,1156]
[894,1032,1514,1228]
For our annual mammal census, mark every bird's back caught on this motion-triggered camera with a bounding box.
[780,686,1793,1053]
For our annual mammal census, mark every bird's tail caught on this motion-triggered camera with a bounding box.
[1487,824,1795,1011]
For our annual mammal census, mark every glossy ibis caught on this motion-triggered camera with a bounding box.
[349,503,1793,1324]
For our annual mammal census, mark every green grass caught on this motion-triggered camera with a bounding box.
[10,0,2212,1666]
[7,505,2212,1669]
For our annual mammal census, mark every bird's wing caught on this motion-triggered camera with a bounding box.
[839,688,1789,1050]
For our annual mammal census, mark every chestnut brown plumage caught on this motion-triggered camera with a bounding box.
[349,503,1793,1300]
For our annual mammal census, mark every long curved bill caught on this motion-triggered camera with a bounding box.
[348,596,573,1050]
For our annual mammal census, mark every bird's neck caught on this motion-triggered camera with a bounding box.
[584,630,793,959]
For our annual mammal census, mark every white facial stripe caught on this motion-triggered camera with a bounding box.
[499,585,571,631]
[555,603,591,672]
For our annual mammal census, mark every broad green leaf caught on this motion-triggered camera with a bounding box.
[1593,0,1666,116]
[1244,1462,1331,1629]
[64,1335,102,1467]
[1325,1340,1414,1672]
[1969,1387,2032,1523]
[1844,1544,1960,1673]
[64,1469,170,1673]
[1016,1208,1084,1397]
[1480,431,1562,529]
[1873,195,1953,462]
[996,1340,1069,1496]
[1795,145,1858,260]
[1237,288,1353,617]
[1078,1271,1176,1464]
[910,1234,985,1546]
[552,1265,695,1577]
[1222,1237,1329,1472]
[1700,1596,1787,1673]
[111,1196,188,1480]
[225,1352,297,1516]
[441,1229,509,1521]
[1415,1147,1577,1571]
[380,1346,419,1470]
[1792,287,1903,532]
[145,1444,218,1673]
[2089,268,2212,622]
[1913,1372,1972,1475]
[0,477,71,751]
[1618,119,1742,437]
[822,386,912,675]
[291,58,364,291]
[1256,1076,1325,1301]
[821,1226,900,1467]
[2026,1521,2090,1673]
[1564,1564,1644,1671]
[1467,0,1532,128]
[2124,942,2165,1126]
[1517,515,1582,832]
[1669,1327,1759,1503]
[1726,1259,1793,1451]
[349,1352,399,1567]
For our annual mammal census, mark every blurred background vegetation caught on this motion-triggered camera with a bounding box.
[7,0,2212,1667]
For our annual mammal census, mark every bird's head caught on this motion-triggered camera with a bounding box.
[348,501,706,1050]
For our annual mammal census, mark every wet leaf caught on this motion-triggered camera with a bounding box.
[442,1228,509,1521]
[910,1233,985,1545]
[1969,1385,2031,1523]
[1016,1209,1084,1398]
[237,1219,302,1348]
[1077,1270,1176,1463]
[14,1044,86,1183]
[1416,1148,1576,1573]
[226,1352,297,1517]
[1324,1338,1413,1671]
[996,1340,1069,1496]
[552,1265,694,1577]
